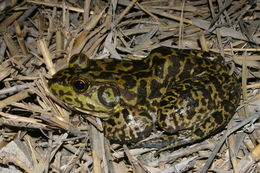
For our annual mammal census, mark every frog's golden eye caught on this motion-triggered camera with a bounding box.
[72,79,89,92]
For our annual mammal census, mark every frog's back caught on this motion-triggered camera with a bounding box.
[82,47,226,110]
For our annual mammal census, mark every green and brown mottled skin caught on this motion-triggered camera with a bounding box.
[48,47,241,148]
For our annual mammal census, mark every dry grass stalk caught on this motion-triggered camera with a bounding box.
[37,39,56,75]
[0,11,24,32]
[26,0,84,13]
[14,21,29,55]
[0,89,30,109]
[71,8,106,55]
[3,32,19,56]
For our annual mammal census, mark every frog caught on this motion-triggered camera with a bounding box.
[48,46,241,149]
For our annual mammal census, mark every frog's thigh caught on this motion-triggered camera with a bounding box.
[158,77,229,139]
[103,108,153,144]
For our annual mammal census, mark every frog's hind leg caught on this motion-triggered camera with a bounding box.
[137,73,240,149]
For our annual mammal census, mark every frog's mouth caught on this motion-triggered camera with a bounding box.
[73,104,121,118]
[74,84,121,118]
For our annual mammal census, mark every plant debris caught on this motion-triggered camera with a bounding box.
[0,0,259,172]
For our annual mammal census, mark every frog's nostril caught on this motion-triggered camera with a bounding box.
[48,78,55,87]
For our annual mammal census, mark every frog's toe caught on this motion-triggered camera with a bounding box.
[134,137,171,148]
[134,135,191,149]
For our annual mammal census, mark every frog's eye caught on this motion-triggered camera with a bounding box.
[72,79,89,92]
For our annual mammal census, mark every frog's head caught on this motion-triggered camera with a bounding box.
[48,54,121,118]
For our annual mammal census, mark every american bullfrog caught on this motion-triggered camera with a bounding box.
[48,47,241,148]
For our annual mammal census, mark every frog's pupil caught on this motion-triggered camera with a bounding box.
[74,80,86,91]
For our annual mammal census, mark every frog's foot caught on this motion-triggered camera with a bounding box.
[133,133,200,157]
[134,133,192,149]
[103,108,154,144]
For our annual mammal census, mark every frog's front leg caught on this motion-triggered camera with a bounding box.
[103,107,154,144]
